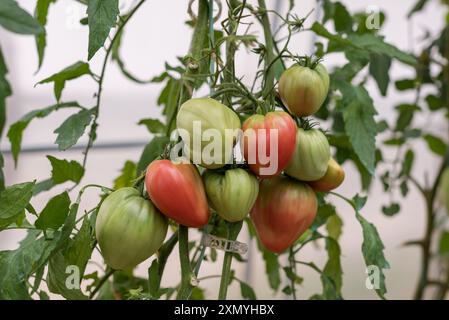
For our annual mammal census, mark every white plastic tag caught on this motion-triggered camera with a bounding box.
[201,234,248,254]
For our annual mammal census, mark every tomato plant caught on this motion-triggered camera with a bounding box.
[95,187,168,270]
[0,0,439,302]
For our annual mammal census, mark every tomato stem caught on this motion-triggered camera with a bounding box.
[177,225,195,299]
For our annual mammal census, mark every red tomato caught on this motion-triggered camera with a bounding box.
[145,160,210,228]
[242,111,297,178]
[250,175,317,253]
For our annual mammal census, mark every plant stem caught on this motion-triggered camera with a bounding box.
[218,221,243,299]
[257,0,276,101]
[413,152,449,299]
[177,225,194,299]
[79,0,147,180]
[89,268,115,300]
[289,246,297,300]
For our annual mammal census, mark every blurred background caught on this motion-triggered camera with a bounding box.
[0,0,447,299]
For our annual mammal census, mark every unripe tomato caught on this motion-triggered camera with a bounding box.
[308,158,345,192]
[278,63,329,117]
[203,168,259,222]
[250,176,317,253]
[437,167,449,215]
[95,187,168,270]
[145,159,210,227]
[242,111,297,178]
[285,128,330,181]
[176,98,241,169]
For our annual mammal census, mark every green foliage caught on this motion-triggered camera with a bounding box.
[35,191,71,230]
[37,62,91,102]
[0,0,44,35]
[47,156,84,184]
[87,0,119,60]
[54,108,94,151]
[34,0,57,70]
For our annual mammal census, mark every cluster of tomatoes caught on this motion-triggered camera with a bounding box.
[95,63,345,270]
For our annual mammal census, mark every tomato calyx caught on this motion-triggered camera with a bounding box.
[292,55,323,70]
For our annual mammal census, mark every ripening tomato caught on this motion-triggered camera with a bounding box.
[308,158,345,192]
[242,111,297,178]
[203,168,259,222]
[278,63,329,117]
[145,160,210,227]
[176,98,241,169]
[95,188,168,270]
[250,176,317,253]
[285,128,330,181]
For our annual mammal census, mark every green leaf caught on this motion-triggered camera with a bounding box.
[0,230,61,299]
[47,156,84,184]
[7,102,82,165]
[395,104,420,132]
[137,136,170,174]
[262,249,281,290]
[0,45,12,139]
[340,85,377,174]
[138,118,166,135]
[46,251,88,300]
[0,181,35,221]
[34,0,57,70]
[54,108,94,151]
[113,160,137,189]
[400,149,414,177]
[37,61,91,101]
[438,231,449,255]
[425,94,444,111]
[240,281,256,300]
[283,266,303,285]
[35,191,71,230]
[65,215,94,277]
[312,22,416,65]
[0,0,44,35]
[423,134,446,156]
[0,154,4,191]
[323,238,342,293]
[353,196,389,299]
[381,203,400,216]
[87,0,119,60]
[369,54,391,96]
[312,203,336,230]
[326,214,343,241]
[395,79,416,91]
[33,178,55,195]
[408,0,429,18]
[334,2,352,33]
[148,259,160,298]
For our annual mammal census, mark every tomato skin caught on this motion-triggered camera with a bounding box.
[176,98,241,169]
[203,168,259,222]
[308,158,345,192]
[95,188,168,270]
[242,111,297,178]
[285,128,330,181]
[278,64,329,117]
[145,159,210,228]
[250,176,317,253]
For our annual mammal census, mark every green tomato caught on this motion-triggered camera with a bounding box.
[203,168,259,222]
[176,98,241,169]
[95,187,168,270]
[279,63,329,117]
[285,128,330,181]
